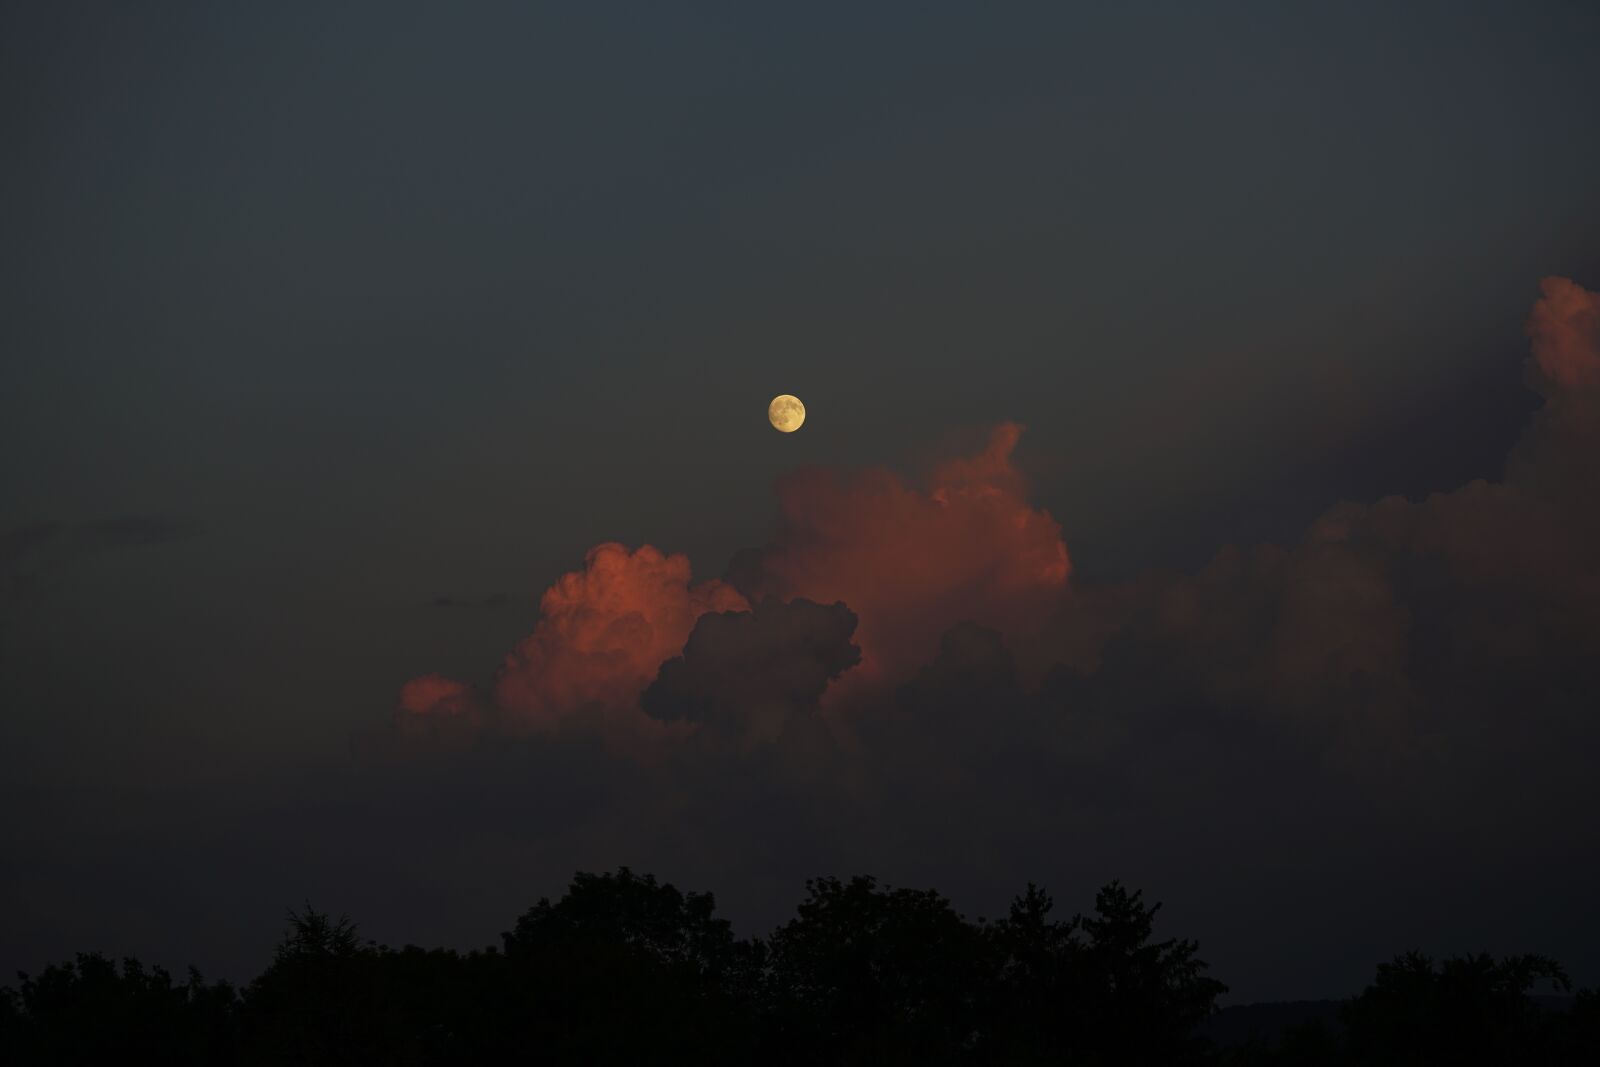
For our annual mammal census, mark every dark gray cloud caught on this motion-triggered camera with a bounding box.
[642,598,860,737]
[1,515,201,565]
[424,593,523,608]
[1,515,201,601]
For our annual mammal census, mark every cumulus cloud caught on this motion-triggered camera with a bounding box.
[393,275,1600,799]
[400,543,746,735]
[1525,275,1600,391]
[1035,278,1600,776]
[731,422,1070,684]
[642,598,860,740]
[399,426,1071,737]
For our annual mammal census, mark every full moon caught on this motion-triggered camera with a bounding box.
[768,394,806,433]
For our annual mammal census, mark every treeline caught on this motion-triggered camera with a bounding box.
[1,869,1595,1064]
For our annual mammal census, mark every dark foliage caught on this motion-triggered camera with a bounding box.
[2,870,1594,1065]
[495,868,765,1062]
[764,875,992,1063]
[1341,951,1570,1064]
[0,953,237,1064]
[1220,954,1598,1067]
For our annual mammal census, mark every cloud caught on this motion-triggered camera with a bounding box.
[388,674,485,752]
[1525,276,1600,391]
[387,273,1600,839]
[1,515,202,602]
[730,422,1070,684]
[1036,278,1600,775]
[401,542,746,735]
[425,593,521,608]
[400,426,1069,737]
[1,515,203,566]
[877,622,1032,784]
[642,598,860,740]
[400,273,1600,763]
[398,674,478,718]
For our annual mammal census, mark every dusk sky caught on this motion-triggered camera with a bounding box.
[4,1,1600,1003]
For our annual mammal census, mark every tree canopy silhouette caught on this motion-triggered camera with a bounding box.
[1,869,1594,1065]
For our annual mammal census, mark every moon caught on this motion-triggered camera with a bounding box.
[768,394,806,433]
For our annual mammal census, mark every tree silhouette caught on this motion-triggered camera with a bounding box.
[1548,988,1600,1061]
[2,953,236,1064]
[495,867,763,1062]
[764,875,991,1063]
[983,882,1080,1061]
[0,871,1593,1064]
[982,879,1226,1065]
[1340,951,1571,1065]
[241,905,392,1064]
[1074,881,1228,1064]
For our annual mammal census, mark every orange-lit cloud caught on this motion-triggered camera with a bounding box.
[1526,276,1600,390]
[399,425,1068,731]
[397,279,1597,746]
[735,422,1070,683]
[493,542,749,729]
[384,270,1600,861]
[401,543,747,733]
[398,673,477,717]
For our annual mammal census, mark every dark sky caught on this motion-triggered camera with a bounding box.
[3,1,1599,1002]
